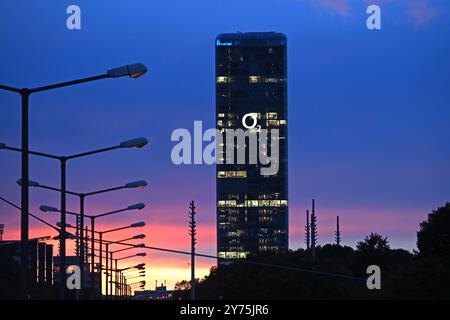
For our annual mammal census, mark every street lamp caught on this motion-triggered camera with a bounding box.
[23,178,147,294]
[103,234,146,299]
[92,223,146,298]
[110,251,147,299]
[57,221,146,299]
[39,202,145,294]
[0,63,147,300]
[1,139,148,299]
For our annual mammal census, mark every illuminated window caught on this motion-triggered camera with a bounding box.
[249,76,261,83]
[218,171,247,178]
[270,200,281,207]
[218,251,248,259]
[217,171,227,178]
[260,200,270,207]
[218,113,225,118]
[225,200,237,207]
[267,120,279,127]
[265,78,282,83]
[249,76,285,84]
[266,112,278,119]
[279,119,286,125]
[217,120,224,126]
[217,76,232,83]
[236,171,247,178]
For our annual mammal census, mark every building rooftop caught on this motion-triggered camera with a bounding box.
[216,32,287,46]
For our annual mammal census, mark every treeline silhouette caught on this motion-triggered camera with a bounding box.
[175,202,450,300]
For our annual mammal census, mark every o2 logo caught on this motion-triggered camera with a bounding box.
[242,113,261,132]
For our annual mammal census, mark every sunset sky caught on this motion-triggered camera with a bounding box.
[1,0,449,290]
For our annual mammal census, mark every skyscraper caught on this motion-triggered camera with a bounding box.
[216,32,288,260]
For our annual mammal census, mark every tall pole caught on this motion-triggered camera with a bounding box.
[335,216,341,246]
[20,89,30,300]
[85,225,89,294]
[99,232,103,298]
[59,157,67,300]
[79,194,85,294]
[120,272,123,299]
[305,210,310,251]
[105,243,109,298]
[189,201,196,300]
[109,253,113,299]
[311,199,316,259]
[115,259,118,298]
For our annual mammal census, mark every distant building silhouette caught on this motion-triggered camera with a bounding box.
[0,238,54,297]
[133,280,173,300]
[216,32,288,259]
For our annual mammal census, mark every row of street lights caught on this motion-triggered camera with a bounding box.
[0,194,148,299]
[0,62,148,299]
[1,139,148,299]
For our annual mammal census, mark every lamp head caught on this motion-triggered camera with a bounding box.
[132,234,146,239]
[40,205,58,212]
[125,180,148,189]
[56,222,72,228]
[136,253,147,257]
[127,203,145,211]
[131,221,146,228]
[54,231,78,240]
[17,179,40,187]
[107,63,148,79]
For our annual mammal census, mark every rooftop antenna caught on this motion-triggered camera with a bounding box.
[189,201,197,301]
[311,199,317,259]
[335,216,341,246]
[305,210,310,251]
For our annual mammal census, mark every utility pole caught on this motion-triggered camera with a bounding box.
[311,199,317,259]
[335,216,341,246]
[305,210,310,251]
[189,201,197,301]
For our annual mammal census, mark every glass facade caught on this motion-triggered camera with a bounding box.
[215,32,288,260]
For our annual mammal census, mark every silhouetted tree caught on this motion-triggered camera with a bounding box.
[417,202,450,263]
[173,203,450,300]
[357,233,390,253]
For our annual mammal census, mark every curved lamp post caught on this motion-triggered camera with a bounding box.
[20,178,147,292]
[0,63,147,300]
